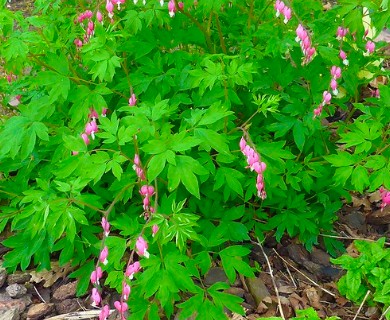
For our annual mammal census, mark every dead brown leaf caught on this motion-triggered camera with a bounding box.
[30,261,75,287]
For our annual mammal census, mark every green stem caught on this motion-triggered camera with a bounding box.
[173,0,214,53]
[215,14,227,54]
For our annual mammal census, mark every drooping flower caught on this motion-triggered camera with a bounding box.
[336,26,348,39]
[379,187,390,211]
[330,66,341,79]
[339,50,349,66]
[81,133,90,145]
[99,246,109,265]
[91,288,101,307]
[128,93,137,106]
[106,0,114,19]
[365,40,375,54]
[168,0,176,17]
[85,120,98,139]
[101,217,110,236]
[274,0,285,17]
[136,236,150,258]
[152,224,159,237]
[74,38,83,48]
[99,305,110,320]
[322,91,332,105]
[125,261,141,279]
[330,78,338,96]
[282,6,291,24]
[90,266,103,285]
[97,11,103,23]
[114,301,128,313]
[122,283,131,300]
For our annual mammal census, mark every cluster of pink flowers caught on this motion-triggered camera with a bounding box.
[330,66,342,96]
[274,0,291,24]
[336,27,349,66]
[140,185,155,214]
[240,137,267,200]
[313,91,331,118]
[74,10,96,48]
[295,24,316,64]
[114,235,152,319]
[90,217,112,319]
[379,187,390,211]
[80,108,106,146]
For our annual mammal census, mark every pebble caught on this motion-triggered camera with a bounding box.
[204,267,228,286]
[245,276,270,305]
[6,284,27,298]
[27,303,54,320]
[0,309,20,320]
[52,281,77,300]
[54,298,79,315]
[7,273,31,285]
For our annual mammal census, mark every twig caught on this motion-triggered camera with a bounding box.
[283,262,297,289]
[379,306,390,320]
[272,249,336,297]
[45,309,112,320]
[353,290,371,320]
[320,233,390,246]
[256,238,285,319]
[33,285,46,303]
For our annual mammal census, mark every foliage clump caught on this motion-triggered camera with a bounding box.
[0,0,389,318]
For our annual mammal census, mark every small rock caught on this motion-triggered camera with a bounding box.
[310,247,330,266]
[0,308,20,320]
[6,284,27,298]
[54,298,79,314]
[7,273,31,285]
[246,276,270,305]
[227,287,245,298]
[52,281,77,300]
[204,267,228,286]
[0,267,7,288]
[27,303,54,320]
[287,244,309,265]
[343,210,366,231]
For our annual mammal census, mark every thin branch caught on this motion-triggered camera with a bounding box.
[353,290,370,320]
[320,233,390,246]
[215,14,226,54]
[256,238,285,319]
[272,249,336,297]
[380,306,390,320]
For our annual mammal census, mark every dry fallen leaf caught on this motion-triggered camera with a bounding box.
[30,261,75,287]
[303,287,322,310]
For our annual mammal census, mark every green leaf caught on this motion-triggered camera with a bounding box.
[325,152,358,167]
[167,156,207,198]
[293,121,306,151]
[333,166,354,186]
[219,246,254,283]
[194,128,230,154]
[147,152,168,181]
[69,260,94,296]
[198,102,233,126]
[351,165,369,193]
